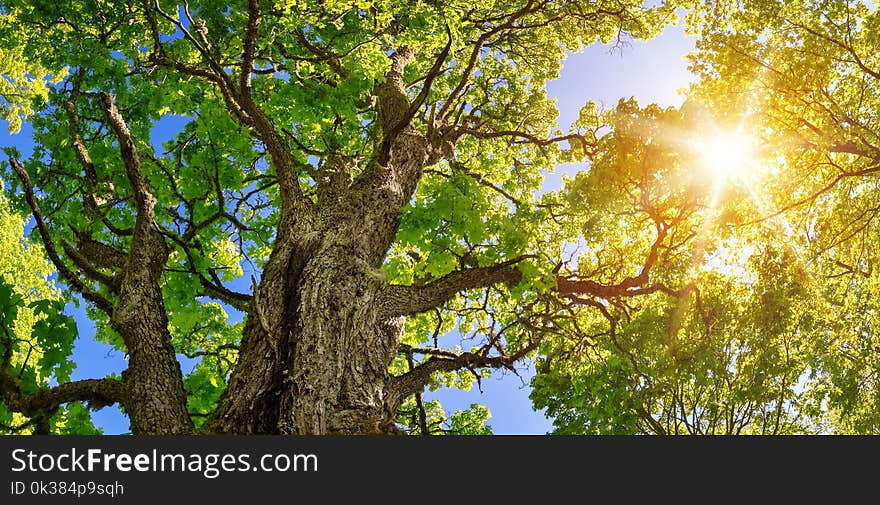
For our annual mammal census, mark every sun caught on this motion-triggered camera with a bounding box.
[699,132,756,182]
[688,128,763,209]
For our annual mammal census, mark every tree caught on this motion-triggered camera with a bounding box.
[4,0,878,436]
[531,0,880,434]
[0,0,698,435]
[683,0,880,433]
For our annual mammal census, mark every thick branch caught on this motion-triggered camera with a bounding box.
[462,128,597,155]
[379,257,526,318]
[378,28,453,166]
[100,92,155,223]
[97,93,192,434]
[387,340,539,412]
[76,234,128,269]
[0,373,124,418]
[197,276,252,312]
[377,47,417,136]
[557,221,668,299]
[61,241,121,292]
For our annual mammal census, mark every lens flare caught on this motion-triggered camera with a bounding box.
[701,133,755,181]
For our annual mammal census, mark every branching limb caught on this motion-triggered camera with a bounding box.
[387,339,540,412]
[0,376,124,417]
[460,128,598,155]
[76,234,128,269]
[100,92,155,226]
[378,25,453,165]
[379,256,528,318]
[9,159,115,315]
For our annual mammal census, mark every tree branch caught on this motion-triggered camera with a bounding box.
[197,277,252,312]
[76,234,128,269]
[461,128,597,155]
[387,340,539,412]
[240,0,262,97]
[100,92,155,224]
[0,373,124,418]
[379,256,527,318]
[61,241,121,293]
[378,26,453,166]
[9,159,115,315]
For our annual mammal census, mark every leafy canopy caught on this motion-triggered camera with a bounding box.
[1,0,879,434]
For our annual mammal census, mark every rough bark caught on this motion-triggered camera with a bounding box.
[101,93,192,435]
[206,45,446,434]
[111,226,192,435]
[203,218,314,434]
[276,251,400,434]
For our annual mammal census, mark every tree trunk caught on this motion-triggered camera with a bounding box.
[206,245,406,435]
[203,217,310,434]
[112,229,192,435]
[204,46,441,433]
[206,144,431,434]
[277,246,403,435]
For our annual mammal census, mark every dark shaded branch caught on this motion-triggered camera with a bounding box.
[388,340,539,412]
[558,217,670,297]
[181,343,239,360]
[159,229,252,312]
[405,353,430,435]
[379,256,527,318]
[0,372,124,418]
[559,279,696,304]
[197,276,252,312]
[76,234,128,269]
[9,159,115,315]
[61,241,121,292]
[289,31,349,78]
[461,128,597,154]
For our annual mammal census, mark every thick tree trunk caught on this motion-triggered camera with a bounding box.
[205,48,445,435]
[204,251,405,434]
[277,247,403,435]
[203,217,311,434]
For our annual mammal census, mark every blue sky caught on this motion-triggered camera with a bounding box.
[1,19,695,435]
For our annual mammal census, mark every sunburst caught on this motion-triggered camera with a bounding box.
[692,129,760,208]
